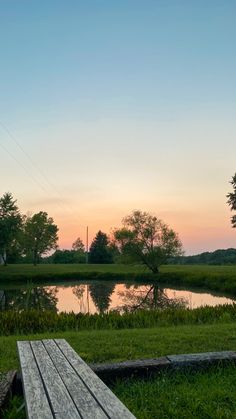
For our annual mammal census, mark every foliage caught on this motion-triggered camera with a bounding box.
[114,210,183,273]
[0,193,22,266]
[169,247,236,265]
[23,211,58,265]
[72,237,85,253]
[89,231,113,264]
[0,304,236,335]
[227,172,236,228]
[52,249,86,264]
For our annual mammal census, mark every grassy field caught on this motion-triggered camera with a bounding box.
[1,322,236,371]
[1,263,236,296]
[2,322,236,418]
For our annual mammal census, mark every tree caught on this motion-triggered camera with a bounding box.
[0,192,22,265]
[113,210,183,273]
[72,237,86,262]
[89,231,113,264]
[72,237,85,253]
[23,211,58,265]
[227,173,236,228]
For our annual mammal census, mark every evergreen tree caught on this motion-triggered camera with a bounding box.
[89,231,113,264]
[0,192,22,265]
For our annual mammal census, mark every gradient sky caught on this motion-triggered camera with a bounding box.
[1,1,236,255]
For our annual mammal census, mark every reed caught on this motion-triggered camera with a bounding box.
[0,304,236,335]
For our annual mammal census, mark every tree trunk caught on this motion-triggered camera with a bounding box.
[33,250,37,266]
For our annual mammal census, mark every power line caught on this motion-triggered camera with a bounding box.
[0,121,89,233]
[0,120,72,213]
[0,121,64,198]
[0,141,50,194]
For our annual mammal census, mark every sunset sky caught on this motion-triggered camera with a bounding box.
[1,1,236,255]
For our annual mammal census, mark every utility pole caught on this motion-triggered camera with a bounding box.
[86,226,89,264]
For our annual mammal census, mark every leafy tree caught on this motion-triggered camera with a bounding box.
[0,192,22,265]
[89,231,113,264]
[71,237,86,262]
[23,211,58,265]
[227,173,236,228]
[72,237,85,253]
[52,249,86,264]
[113,210,183,273]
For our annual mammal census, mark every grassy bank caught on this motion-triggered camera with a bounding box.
[1,322,236,371]
[0,304,236,335]
[1,264,236,295]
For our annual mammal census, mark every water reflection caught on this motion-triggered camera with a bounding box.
[89,283,115,313]
[116,284,187,312]
[0,285,58,312]
[0,281,235,314]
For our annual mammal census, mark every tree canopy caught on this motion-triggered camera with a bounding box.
[0,192,22,265]
[227,173,236,228]
[89,231,113,264]
[114,210,183,273]
[23,211,58,265]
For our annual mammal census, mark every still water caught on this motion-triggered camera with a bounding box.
[0,282,235,313]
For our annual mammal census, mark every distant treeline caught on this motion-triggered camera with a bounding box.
[168,248,236,265]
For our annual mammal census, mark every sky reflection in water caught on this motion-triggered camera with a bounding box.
[0,282,235,314]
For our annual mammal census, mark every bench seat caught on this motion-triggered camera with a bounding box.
[17,339,135,419]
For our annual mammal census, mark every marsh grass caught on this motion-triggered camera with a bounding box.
[0,304,236,335]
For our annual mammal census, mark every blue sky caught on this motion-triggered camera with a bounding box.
[1,1,236,253]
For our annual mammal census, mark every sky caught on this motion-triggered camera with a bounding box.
[0,0,236,255]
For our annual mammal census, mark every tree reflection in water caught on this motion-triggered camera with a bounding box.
[72,285,87,313]
[0,285,58,312]
[89,283,115,313]
[116,284,187,312]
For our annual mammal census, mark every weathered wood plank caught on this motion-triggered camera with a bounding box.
[30,340,81,419]
[17,341,53,419]
[42,339,108,419]
[55,339,136,419]
[167,351,236,367]
[91,357,170,382]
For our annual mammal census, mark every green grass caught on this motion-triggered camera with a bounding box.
[1,322,236,372]
[2,322,236,418]
[1,263,236,295]
[114,364,236,418]
[1,304,236,335]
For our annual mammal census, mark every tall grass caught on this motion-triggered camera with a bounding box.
[0,304,236,335]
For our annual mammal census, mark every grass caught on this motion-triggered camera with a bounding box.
[1,322,236,372]
[1,304,236,335]
[1,321,236,418]
[1,263,236,295]
[114,364,236,418]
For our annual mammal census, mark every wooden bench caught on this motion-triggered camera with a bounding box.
[17,339,135,419]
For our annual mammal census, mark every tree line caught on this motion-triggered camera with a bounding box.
[1,173,235,270]
[0,192,183,272]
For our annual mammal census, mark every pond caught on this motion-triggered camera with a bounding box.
[0,281,235,313]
